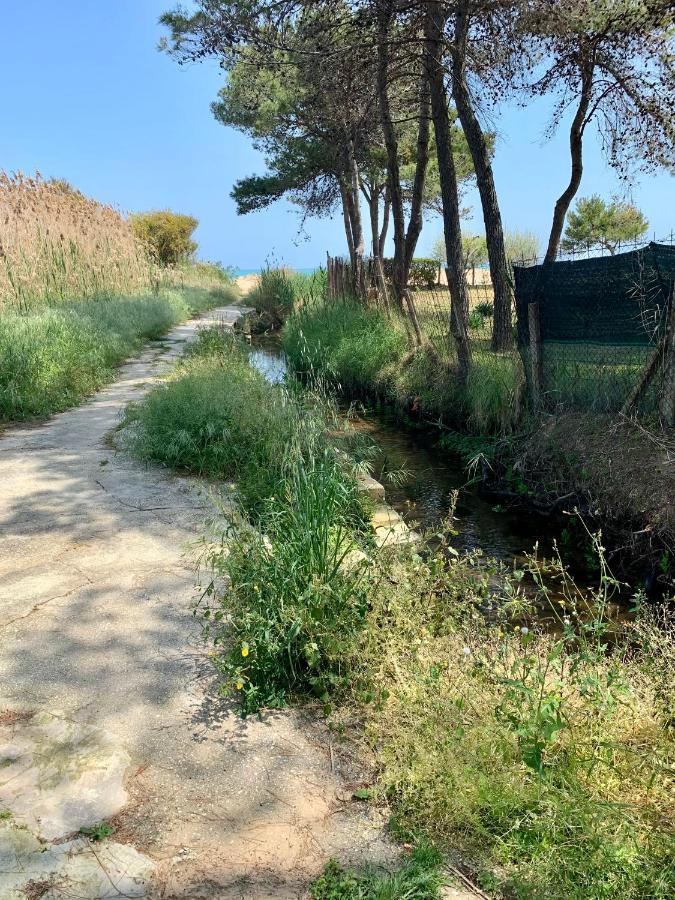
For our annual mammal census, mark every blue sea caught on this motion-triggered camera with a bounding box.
[235,266,320,276]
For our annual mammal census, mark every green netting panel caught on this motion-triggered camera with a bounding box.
[515,242,675,346]
[514,243,675,413]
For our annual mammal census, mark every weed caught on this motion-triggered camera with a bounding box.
[80,821,115,841]
[200,447,371,714]
[354,537,675,899]
[310,844,445,899]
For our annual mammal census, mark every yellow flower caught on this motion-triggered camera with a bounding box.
[207,649,216,658]
[236,680,244,690]
[241,643,249,658]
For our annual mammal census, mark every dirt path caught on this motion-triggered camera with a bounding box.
[0,307,395,899]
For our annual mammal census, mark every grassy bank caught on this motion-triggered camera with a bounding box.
[0,282,237,421]
[282,296,523,433]
[124,328,674,899]
[354,541,674,899]
[124,327,373,712]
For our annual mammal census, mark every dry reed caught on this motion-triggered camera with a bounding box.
[0,171,154,310]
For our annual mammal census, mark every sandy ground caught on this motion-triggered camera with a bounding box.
[0,307,396,898]
[235,274,261,295]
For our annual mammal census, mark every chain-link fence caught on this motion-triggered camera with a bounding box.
[326,237,675,428]
[514,239,675,422]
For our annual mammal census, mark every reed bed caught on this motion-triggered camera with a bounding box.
[0,172,153,310]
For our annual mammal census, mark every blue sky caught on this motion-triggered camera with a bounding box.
[1,1,673,270]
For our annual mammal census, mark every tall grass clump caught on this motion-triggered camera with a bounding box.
[0,287,230,421]
[352,535,675,899]
[247,266,326,327]
[0,291,178,420]
[283,296,408,394]
[0,172,154,310]
[123,328,301,510]
[201,445,371,714]
[283,295,526,433]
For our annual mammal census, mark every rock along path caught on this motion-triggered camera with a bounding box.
[0,307,396,899]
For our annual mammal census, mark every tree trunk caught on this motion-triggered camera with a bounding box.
[544,58,594,264]
[346,140,366,297]
[339,180,356,269]
[368,182,392,314]
[452,1,513,351]
[376,0,406,303]
[424,1,471,385]
[379,186,390,259]
[403,77,431,278]
[368,187,380,258]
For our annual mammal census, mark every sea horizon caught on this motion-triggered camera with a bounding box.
[235,265,320,276]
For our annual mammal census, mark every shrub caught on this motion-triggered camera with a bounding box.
[409,258,440,289]
[474,301,494,318]
[130,210,198,267]
[383,258,439,288]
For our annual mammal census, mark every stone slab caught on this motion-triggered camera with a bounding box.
[0,712,130,841]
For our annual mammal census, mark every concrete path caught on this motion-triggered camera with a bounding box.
[0,308,394,898]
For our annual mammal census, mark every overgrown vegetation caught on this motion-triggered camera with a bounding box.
[0,284,234,421]
[0,172,153,311]
[352,536,674,899]
[124,322,673,898]
[283,295,523,434]
[246,266,326,330]
[0,171,237,422]
[125,327,373,713]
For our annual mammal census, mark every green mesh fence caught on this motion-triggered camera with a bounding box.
[514,242,675,414]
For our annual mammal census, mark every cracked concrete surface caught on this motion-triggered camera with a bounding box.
[0,307,398,898]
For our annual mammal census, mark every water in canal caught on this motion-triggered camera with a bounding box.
[249,341,557,564]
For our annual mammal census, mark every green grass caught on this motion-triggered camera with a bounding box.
[309,844,445,899]
[125,326,373,713]
[282,296,524,433]
[247,266,327,327]
[0,284,237,422]
[122,323,673,896]
[123,326,334,513]
[353,540,675,900]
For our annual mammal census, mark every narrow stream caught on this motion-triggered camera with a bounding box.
[249,341,558,565]
[249,338,636,626]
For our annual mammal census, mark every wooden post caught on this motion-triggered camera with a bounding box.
[403,289,424,347]
[375,256,391,319]
[528,301,544,409]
